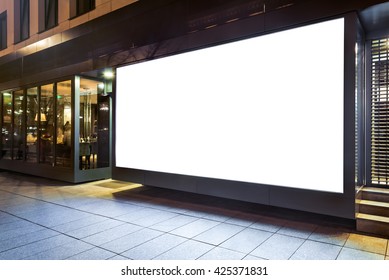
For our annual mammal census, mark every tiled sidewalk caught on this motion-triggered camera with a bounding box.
[0,171,388,260]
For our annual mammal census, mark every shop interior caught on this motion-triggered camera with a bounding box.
[0,69,112,182]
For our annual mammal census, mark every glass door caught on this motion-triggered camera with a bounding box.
[79,77,110,170]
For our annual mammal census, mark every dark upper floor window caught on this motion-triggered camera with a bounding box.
[14,0,30,43]
[70,0,95,18]
[0,11,6,50]
[39,0,58,32]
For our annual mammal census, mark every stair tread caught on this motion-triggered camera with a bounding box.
[361,187,389,195]
[357,213,389,223]
[356,199,389,208]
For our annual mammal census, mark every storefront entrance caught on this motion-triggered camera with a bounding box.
[0,69,113,183]
[78,76,111,171]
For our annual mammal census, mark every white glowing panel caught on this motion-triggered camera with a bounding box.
[116,18,344,193]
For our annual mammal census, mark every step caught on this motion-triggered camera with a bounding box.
[356,199,389,217]
[356,213,389,237]
[360,187,389,203]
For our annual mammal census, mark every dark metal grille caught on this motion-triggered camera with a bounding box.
[371,38,389,185]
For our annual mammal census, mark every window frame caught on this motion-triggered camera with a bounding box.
[0,11,7,50]
[39,0,58,32]
[14,0,30,43]
[70,0,96,19]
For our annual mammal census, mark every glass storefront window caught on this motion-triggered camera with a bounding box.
[13,90,25,160]
[97,93,110,169]
[26,87,38,162]
[1,92,12,159]
[79,78,97,169]
[56,80,72,167]
[1,81,75,168]
[0,75,110,180]
[39,84,55,165]
[79,77,110,169]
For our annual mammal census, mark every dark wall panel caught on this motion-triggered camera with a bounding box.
[196,178,270,205]
[113,167,145,184]
[0,59,22,85]
[269,186,355,219]
[145,172,198,193]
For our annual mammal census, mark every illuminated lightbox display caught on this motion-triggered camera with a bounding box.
[116,18,344,193]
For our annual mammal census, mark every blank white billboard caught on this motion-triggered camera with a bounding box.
[116,18,344,193]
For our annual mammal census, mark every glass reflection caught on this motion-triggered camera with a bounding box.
[26,87,38,162]
[79,77,110,169]
[39,84,54,165]
[13,90,25,160]
[0,77,110,174]
[56,80,72,167]
[1,92,12,159]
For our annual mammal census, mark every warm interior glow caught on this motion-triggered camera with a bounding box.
[116,18,345,193]
[34,113,47,122]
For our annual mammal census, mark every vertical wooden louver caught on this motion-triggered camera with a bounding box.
[371,38,389,185]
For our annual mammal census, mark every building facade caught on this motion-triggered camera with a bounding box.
[1,0,389,234]
[0,0,137,182]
